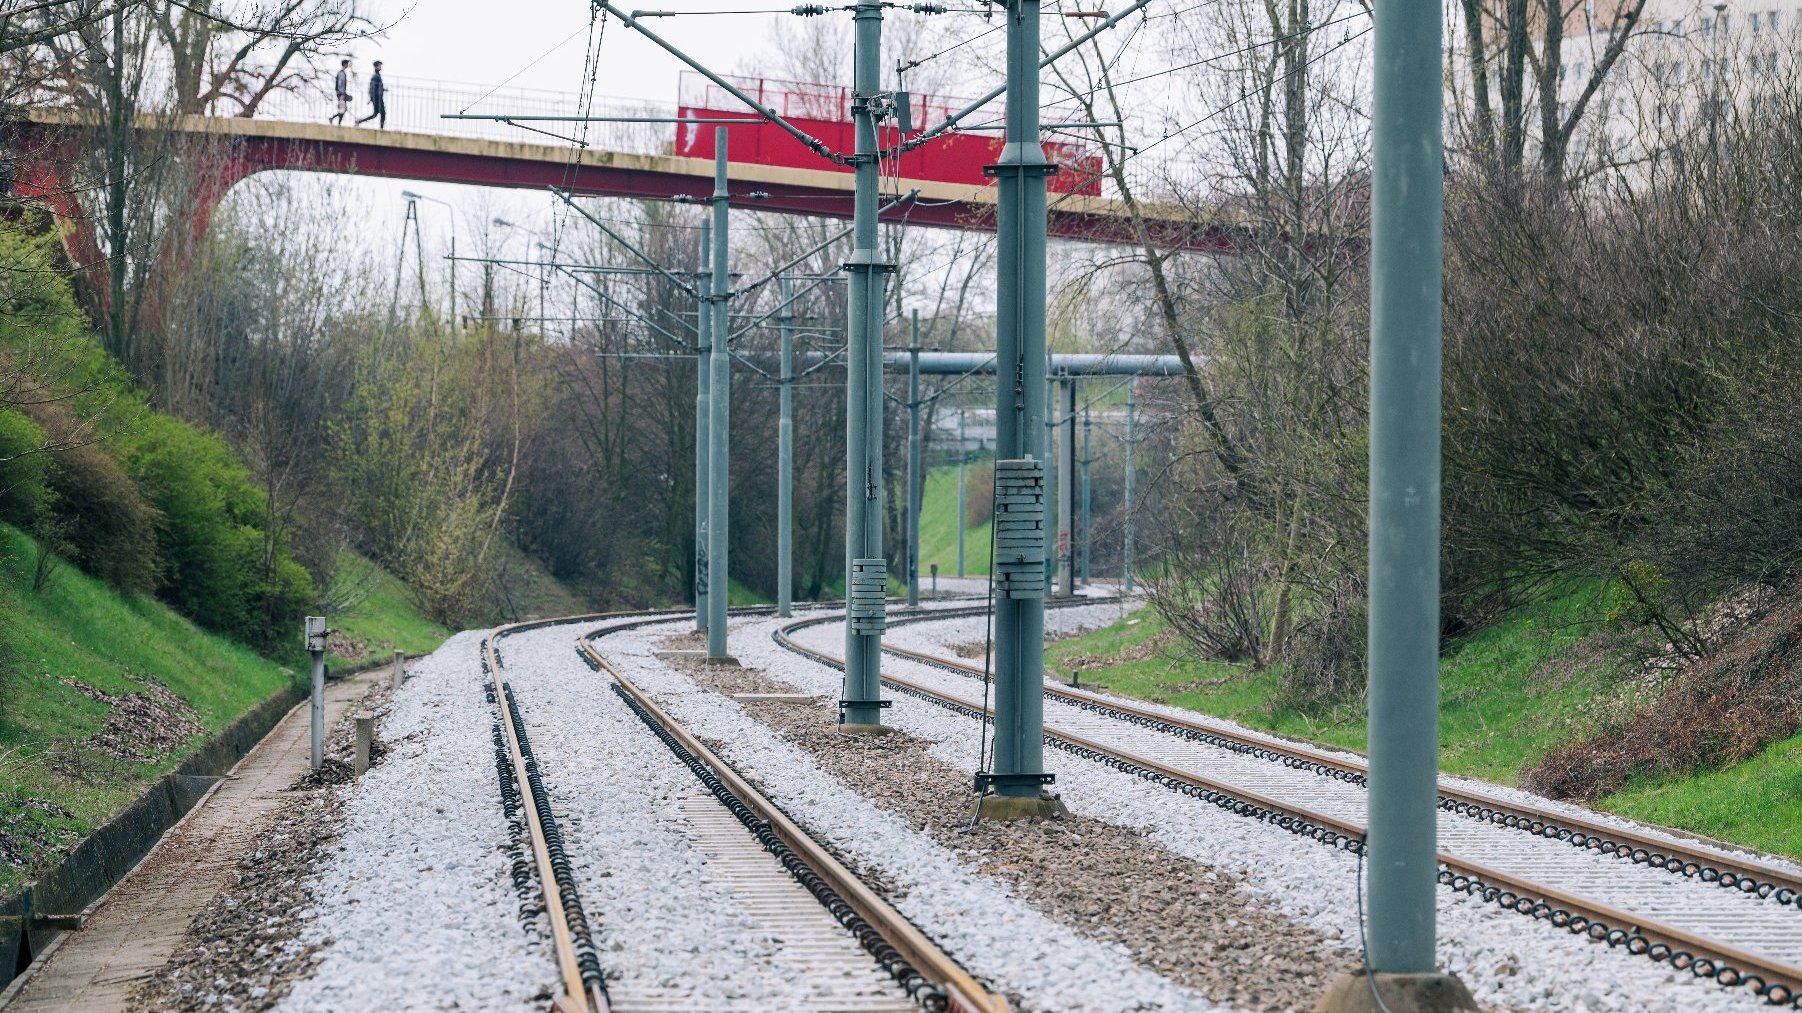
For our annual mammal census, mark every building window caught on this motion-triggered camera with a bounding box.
[1673,17,1685,35]
[1753,10,1763,32]
[1703,15,1714,37]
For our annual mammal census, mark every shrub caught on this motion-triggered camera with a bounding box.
[0,408,52,527]
[122,414,310,648]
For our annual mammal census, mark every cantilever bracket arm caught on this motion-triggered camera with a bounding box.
[551,187,701,299]
[598,1,846,165]
[899,0,1158,154]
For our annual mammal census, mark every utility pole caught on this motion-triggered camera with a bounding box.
[982,0,1060,819]
[305,617,327,770]
[1123,385,1135,595]
[1043,369,1056,591]
[956,408,966,578]
[840,0,890,731]
[1081,401,1091,586]
[778,275,795,618]
[1059,378,1075,597]
[694,220,712,632]
[706,128,732,660]
[906,310,922,608]
[1318,0,1469,999]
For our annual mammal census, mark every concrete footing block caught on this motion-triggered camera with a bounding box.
[837,722,896,737]
[977,792,1070,822]
[1315,971,1479,1013]
[353,713,374,776]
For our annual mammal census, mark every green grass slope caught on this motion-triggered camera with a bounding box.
[917,464,990,577]
[1044,586,1802,860]
[0,523,296,895]
[304,552,452,670]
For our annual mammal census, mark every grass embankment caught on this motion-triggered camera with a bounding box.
[0,524,294,896]
[303,552,452,670]
[1048,587,1802,860]
[918,465,990,577]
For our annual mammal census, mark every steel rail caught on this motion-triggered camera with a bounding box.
[482,628,609,1013]
[572,623,1007,1013]
[866,608,1802,909]
[771,612,1802,1008]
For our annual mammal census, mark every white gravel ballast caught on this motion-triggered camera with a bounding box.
[584,616,1223,1012]
[752,608,1777,1013]
[278,630,547,1013]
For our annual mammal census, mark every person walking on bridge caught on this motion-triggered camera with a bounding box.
[357,60,386,128]
[330,58,352,124]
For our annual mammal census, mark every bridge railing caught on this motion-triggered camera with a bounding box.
[244,72,686,156]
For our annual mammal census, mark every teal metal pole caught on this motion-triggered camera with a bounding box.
[1044,369,1056,590]
[988,0,1052,801]
[1123,386,1134,594]
[907,310,922,607]
[956,409,966,578]
[1365,0,1446,973]
[707,128,732,659]
[778,275,795,618]
[840,0,889,727]
[1081,401,1091,586]
[694,220,712,631]
[1059,378,1075,597]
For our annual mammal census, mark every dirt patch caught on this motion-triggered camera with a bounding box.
[673,658,1359,1012]
[61,679,204,763]
[658,629,708,652]
[132,684,391,1012]
[1528,594,1802,800]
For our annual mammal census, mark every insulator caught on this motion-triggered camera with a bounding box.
[792,3,827,14]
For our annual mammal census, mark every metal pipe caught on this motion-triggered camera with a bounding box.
[988,0,1052,800]
[1365,0,1447,974]
[1059,378,1076,597]
[707,128,733,659]
[1081,401,1091,586]
[309,649,324,770]
[694,220,712,632]
[907,311,922,607]
[778,276,795,618]
[956,409,966,579]
[841,0,889,728]
[881,351,1184,375]
[1123,385,1135,594]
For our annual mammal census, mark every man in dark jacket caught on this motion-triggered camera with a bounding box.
[356,60,386,128]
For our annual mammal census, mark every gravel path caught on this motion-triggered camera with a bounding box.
[763,608,1773,1013]
[276,631,548,1013]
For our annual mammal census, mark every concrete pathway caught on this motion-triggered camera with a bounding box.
[1,667,383,1013]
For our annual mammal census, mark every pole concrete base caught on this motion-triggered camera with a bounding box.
[837,722,895,737]
[976,791,1070,822]
[1315,971,1479,1013]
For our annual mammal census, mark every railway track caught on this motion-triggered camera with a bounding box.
[772,603,1802,1009]
[479,604,1006,1013]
